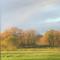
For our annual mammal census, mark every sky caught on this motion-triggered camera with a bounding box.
[1,0,60,34]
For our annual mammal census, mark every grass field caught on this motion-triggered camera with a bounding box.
[1,48,60,60]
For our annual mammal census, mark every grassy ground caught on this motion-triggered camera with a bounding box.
[1,48,60,60]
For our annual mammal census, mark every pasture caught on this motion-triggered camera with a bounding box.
[1,48,60,60]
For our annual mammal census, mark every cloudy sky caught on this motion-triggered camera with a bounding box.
[1,0,60,34]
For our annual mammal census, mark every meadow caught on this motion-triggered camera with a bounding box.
[1,48,60,60]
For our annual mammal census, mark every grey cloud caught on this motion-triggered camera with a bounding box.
[1,0,60,33]
[1,0,60,13]
[1,0,60,22]
[28,6,60,21]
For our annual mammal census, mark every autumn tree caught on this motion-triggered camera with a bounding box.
[44,30,60,47]
[17,30,36,48]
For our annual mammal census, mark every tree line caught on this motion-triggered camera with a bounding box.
[0,27,60,50]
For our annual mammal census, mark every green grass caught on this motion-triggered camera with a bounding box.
[1,48,60,60]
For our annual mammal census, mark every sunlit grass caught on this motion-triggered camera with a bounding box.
[1,48,60,60]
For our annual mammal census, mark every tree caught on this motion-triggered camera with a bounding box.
[18,30,36,47]
[44,30,55,47]
[44,30,60,47]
